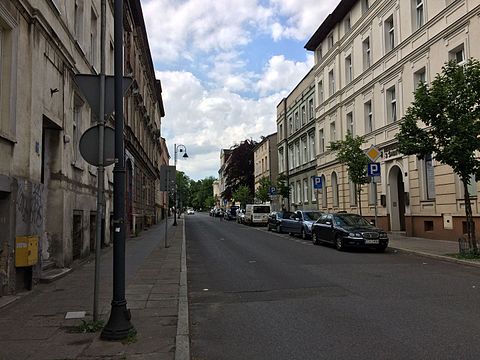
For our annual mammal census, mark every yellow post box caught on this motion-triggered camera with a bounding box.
[15,236,39,267]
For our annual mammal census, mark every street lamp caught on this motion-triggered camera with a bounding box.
[173,143,188,226]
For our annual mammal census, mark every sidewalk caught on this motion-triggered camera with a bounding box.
[0,217,189,360]
[388,232,480,268]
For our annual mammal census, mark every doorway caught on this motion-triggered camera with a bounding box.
[388,165,406,231]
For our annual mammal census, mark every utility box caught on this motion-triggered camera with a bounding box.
[15,236,39,267]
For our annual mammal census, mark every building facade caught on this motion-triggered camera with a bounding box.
[304,0,480,239]
[277,69,317,211]
[253,133,278,192]
[0,0,164,296]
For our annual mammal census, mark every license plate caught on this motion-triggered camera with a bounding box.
[365,239,379,244]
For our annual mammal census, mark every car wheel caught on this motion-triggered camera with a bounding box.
[335,235,344,251]
[312,232,319,245]
[301,228,307,240]
[276,224,282,233]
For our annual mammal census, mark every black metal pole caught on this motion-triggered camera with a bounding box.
[173,144,177,226]
[101,0,134,340]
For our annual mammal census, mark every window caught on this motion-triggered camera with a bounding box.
[385,15,395,52]
[295,141,300,168]
[288,145,294,170]
[278,147,284,173]
[279,124,283,140]
[345,55,353,84]
[328,33,334,49]
[414,0,424,30]
[303,179,309,204]
[301,136,307,164]
[309,132,315,161]
[363,37,371,70]
[424,153,436,200]
[346,112,354,135]
[319,129,325,153]
[73,95,83,163]
[329,70,335,96]
[311,178,317,203]
[331,172,339,207]
[308,98,314,120]
[318,80,324,104]
[296,181,302,204]
[90,8,98,68]
[301,105,306,126]
[291,183,295,203]
[344,15,351,33]
[362,0,369,14]
[288,117,293,135]
[330,121,336,141]
[386,86,397,122]
[414,67,426,89]
[467,175,477,198]
[364,100,373,133]
[349,180,357,206]
[316,46,323,63]
[294,111,299,130]
[449,45,465,65]
[321,175,327,208]
[74,0,84,42]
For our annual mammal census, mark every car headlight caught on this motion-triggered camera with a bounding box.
[348,232,362,238]
[379,232,388,239]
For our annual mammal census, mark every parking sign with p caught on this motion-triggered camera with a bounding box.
[367,162,381,177]
[312,176,323,189]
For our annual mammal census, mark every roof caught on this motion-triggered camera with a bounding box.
[253,132,277,151]
[304,0,357,51]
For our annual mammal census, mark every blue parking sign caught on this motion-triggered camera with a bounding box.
[269,186,277,195]
[312,176,323,189]
[367,162,381,177]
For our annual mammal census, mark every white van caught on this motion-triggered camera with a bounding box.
[245,204,271,225]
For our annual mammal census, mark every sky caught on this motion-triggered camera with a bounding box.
[141,0,341,180]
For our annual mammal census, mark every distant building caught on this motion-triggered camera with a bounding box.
[253,133,278,192]
[218,149,233,207]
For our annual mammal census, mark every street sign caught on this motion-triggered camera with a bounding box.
[312,176,323,189]
[74,75,133,117]
[269,186,277,195]
[367,162,381,177]
[79,125,115,166]
[366,144,381,162]
[160,165,176,191]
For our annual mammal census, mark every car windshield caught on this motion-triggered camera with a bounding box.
[253,206,270,213]
[335,214,371,227]
[303,212,322,221]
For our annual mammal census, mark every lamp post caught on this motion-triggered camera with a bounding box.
[173,144,188,226]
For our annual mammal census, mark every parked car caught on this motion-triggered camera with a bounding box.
[224,206,239,220]
[244,204,271,225]
[236,209,246,224]
[281,210,322,239]
[186,208,195,215]
[209,208,215,216]
[266,211,294,233]
[214,208,224,217]
[311,213,389,252]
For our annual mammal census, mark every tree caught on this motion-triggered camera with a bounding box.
[174,171,191,211]
[396,59,480,253]
[255,177,272,203]
[233,185,253,208]
[222,139,257,200]
[276,174,291,210]
[189,176,216,210]
[329,133,369,215]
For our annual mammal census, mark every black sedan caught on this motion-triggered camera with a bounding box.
[266,211,293,233]
[311,213,389,252]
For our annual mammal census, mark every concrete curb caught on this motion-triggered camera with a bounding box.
[175,219,190,360]
[390,246,480,269]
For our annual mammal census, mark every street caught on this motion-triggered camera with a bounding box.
[187,213,480,360]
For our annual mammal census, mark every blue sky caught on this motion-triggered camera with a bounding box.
[141,0,340,180]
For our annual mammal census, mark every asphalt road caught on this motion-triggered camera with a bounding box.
[186,213,480,360]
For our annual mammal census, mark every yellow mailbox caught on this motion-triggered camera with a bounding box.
[15,236,39,267]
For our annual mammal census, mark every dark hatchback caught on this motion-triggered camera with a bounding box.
[266,211,293,233]
[312,213,389,252]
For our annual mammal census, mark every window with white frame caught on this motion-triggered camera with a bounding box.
[318,80,324,104]
[308,98,314,120]
[311,178,317,203]
[386,86,397,122]
[90,8,98,68]
[321,175,327,208]
[74,0,84,43]
[301,136,307,164]
[309,132,315,161]
[294,111,299,130]
[364,100,373,133]
[316,46,323,63]
[449,44,466,65]
[288,116,293,135]
[330,121,336,142]
[319,129,325,153]
[328,33,334,49]
[73,95,84,163]
[332,172,339,207]
[288,144,294,170]
[349,180,357,206]
[344,15,351,33]
[414,67,426,89]
[296,181,302,204]
[423,153,436,200]
[279,147,285,173]
[295,141,300,167]
[279,124,283,140]
[346,112,354,135]
[467,175,477,198]
[363,37,371,70]
[329,70,335,96]
[301,105,306,126]
[384,15,395,52]
[414,0,424,30]
[345,55,353,84]
[303,179,309,204]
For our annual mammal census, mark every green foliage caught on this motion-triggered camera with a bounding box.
[223,139,257,200]
[189,177,216,210]
[121,328,138,344]
[396,59,480,251]
[233,185,253,208]
[72,320,104,333]
[255,177,272,203]
[329,133,369,214]
[276,174,290,199]
[174,171,191,210]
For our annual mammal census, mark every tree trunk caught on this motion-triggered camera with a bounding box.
[463,180,478,253]
[357,185,362,216]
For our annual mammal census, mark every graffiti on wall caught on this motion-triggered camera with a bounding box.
[17,181,45,232]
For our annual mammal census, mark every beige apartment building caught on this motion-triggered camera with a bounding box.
[253,133,278,192]
[0,0,165,296]
[304,0,480,239]
[277,69,317,211]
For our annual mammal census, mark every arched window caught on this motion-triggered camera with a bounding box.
[332,172,339,207]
